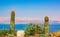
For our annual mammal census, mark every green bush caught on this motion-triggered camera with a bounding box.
[25,23,43,36]
[0,30,16,36]
[25,23,35,35]
[0,30,9,35]
[8,29,16,34]
[0,30,3,35]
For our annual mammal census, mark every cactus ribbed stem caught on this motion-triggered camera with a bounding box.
[44,16,49,37]
[10,10,15,33]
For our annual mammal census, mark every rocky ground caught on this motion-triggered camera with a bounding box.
[49,31,60,37]
[1,30,60,37]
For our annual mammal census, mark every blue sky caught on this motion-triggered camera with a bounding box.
[0,0,60,23]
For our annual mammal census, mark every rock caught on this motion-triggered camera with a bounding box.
[17,30,25,37]
[50,31,60,37]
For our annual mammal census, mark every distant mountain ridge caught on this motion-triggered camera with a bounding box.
[0,19,60,24]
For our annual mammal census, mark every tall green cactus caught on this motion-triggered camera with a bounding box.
[10,10,15,33]
[44,16,49,37]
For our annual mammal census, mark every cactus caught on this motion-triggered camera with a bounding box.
[44,16,49,37]
[10,10,15,33]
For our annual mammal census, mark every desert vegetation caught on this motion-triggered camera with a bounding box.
[0,30,16,37]
[24,23,44,37]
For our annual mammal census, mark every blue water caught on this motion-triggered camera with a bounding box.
[0,24,60,32]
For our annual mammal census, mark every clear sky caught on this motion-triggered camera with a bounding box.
[0,0,60,24]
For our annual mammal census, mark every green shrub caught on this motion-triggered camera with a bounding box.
[0,30,9,35]
[25,23,43,36]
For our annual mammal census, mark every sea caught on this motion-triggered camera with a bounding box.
[0,23,60,32]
